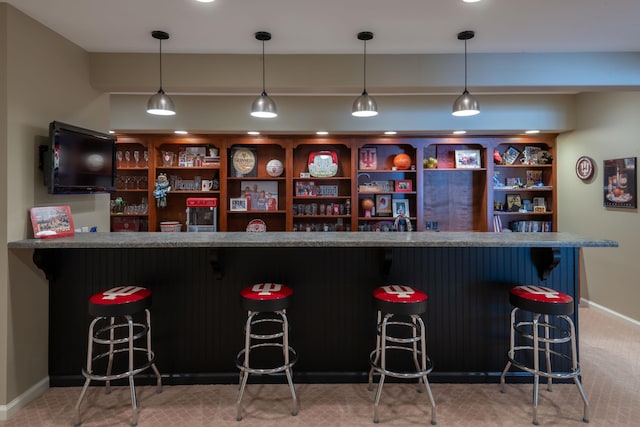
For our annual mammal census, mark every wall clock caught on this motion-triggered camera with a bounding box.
[576,156,594,181]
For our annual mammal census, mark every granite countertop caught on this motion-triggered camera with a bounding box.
[7,232,618,249]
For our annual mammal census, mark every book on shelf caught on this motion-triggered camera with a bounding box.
[508,220,552,232]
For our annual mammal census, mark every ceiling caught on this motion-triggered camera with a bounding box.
[6,0,640,55]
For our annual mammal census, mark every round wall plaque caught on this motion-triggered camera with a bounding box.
[232,148,256,175]
[576,156,594,181]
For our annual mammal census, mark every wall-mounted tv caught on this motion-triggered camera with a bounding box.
[41,121,116,194]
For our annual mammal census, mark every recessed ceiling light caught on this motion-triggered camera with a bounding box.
[462,0,482,3]
[247,131,260,135]
[525,130,540,134]
[108,130,115,134]
[316,131,329,135]
[195,0,215,3]
[453,130,467,135]
[384,131,397,135]
[174,130,188,135]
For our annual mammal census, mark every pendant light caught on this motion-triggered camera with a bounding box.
[352,31,378,117]
[452,30,480,117]
[147,30,176,116]
[250,31,277,118]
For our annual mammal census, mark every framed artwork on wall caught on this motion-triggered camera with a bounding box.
[603,157,636,208]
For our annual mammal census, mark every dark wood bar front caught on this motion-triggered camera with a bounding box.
[8,232,616,386]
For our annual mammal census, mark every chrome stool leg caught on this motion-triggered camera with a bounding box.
[565,315,590,423]
[281,311,298,416]
[145,309,163,393]
[236,311,255,421]
[74,317,100,427]
[373,314,390,424]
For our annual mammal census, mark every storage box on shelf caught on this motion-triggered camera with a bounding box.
[422,142,488,231]
[226,141,286,232]
[491,139,556,232]
[291,142,352,232]
[356,143,418,232]
[111,138,150,232]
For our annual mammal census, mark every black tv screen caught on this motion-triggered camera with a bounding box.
[45,121,116,194]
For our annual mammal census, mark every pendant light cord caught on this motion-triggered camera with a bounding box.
[362,38,367,94]
[261,40,266,95]
[464,39,468,92]
[158,38,164,91]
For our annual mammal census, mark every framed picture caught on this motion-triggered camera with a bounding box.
[229,198,248,211]
[526,170,543,186]
[242,181,279,210]
[359,147,377,170]
[533,206,547,213]
[317,184,338,197]
[392,199,410,218]
[533,197,546,208]
[395,179,413,192]
[504,146,520,165]
[506,194,522,211]
[295,181,316,197]
[454,149,481,168]
[375,194,392,216]
[603,157,637,208]
[371,180,394,192]
[29,205,74,238]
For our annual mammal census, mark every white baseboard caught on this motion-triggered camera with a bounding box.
[0,377,49,420]
[581,298,640,328]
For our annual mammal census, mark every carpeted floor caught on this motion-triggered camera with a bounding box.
[1,304,638,426]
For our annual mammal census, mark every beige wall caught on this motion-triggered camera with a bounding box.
[558,92,640,321]
[1,3,110,408]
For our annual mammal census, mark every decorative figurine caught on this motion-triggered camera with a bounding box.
[393,208,413,232]
[153,173,171,208]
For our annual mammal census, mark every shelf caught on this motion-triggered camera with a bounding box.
[227,176,285,181]
[116,167,149,171]
[493,187,553,191]
[110,213,149,217]
[169,190,220,195]
[228,210,286,215]
[293,215,351,219]
[424,168,487,172]
[494,211,553,215]
[358,169,417,174]
[114,188,149,192]
[157,165,219,170]
[494,164,552,168]
[293,195,351,200]
[358,216,414,221]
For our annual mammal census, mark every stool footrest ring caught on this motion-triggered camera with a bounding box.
[236,343,298,375]
[369,346,433,379]
[83,348,157,382]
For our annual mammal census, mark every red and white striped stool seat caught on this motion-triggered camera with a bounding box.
[372,285,428,315]
[240,283,293,312]
[88,285,152,317]
[509,285,573,316]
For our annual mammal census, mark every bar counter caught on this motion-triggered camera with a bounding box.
[8,232,617,385]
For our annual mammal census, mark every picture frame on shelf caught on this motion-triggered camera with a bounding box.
[317,185,338,197]
[504,146,520,165]
[295,181,316,197]
[395,179,413,192]
[29,205,74,238]
[230,146,257,177]
[359,147,377,170]
[392,199,410,218]
[241,181,278,211]
[533,197,546,208]
[229,198,248,212]
[375,194,392,216]
[454,149,481,169]
[506,194,522,211]
[526,170,543,186]
[371,180,394,192]
[533,206,547,213]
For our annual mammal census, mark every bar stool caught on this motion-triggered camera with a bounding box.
[236,283,298,421]
[74,286,162,427]
[500,285,589,425]
[368,285,436,425]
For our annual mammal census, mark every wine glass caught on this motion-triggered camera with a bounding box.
[133,151,140,168]
[143,151,149,168]
[124,151,131,168]
[116,151,123,168]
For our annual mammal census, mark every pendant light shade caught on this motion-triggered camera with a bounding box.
[452,30,480,117]
[251,31,277,118]
[352,31,378,117]
[147,30,176,116]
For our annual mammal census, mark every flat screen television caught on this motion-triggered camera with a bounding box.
[42,121,116,194]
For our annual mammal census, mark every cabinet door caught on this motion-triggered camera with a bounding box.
[423,142,487,231]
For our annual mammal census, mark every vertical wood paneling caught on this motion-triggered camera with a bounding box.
[47,246,577,384]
